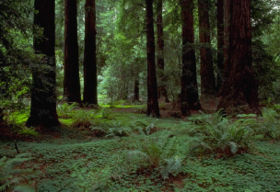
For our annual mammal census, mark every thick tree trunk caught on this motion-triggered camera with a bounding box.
[198,0,216,96]
[180,0,201,115]
[83,0,98,105]
[146,0,160,117]
[156,0,169,103]
[27,0,59,128]
[63,0,81,103]
[216,0,224,91]
[218,0,259,113]
[222,0,231,86]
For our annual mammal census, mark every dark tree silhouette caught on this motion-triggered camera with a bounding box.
[216,0,224,90]
[64,0,81,103]
[146,0,160,117]
[134,78,140,102]
[180,0,201,115]
[83,0,98,105]
[27,0,59,128]
[218,0,259,113]
[198,0,216,96]
[156,0,169,103]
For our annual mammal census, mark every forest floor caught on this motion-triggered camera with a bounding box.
[1,103,280,192]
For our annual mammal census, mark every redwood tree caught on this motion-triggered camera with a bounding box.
[83,0,98,105]
[156,0,169,102]
[198,0,215,96]
[64,0,81,103]
[27,0,59,128]
[218,0,259,113]
[216,0,224,90]
[146,0,160,117]
[180,0,200,115]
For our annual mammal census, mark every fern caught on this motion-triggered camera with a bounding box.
[126,138,184,179]
[255,108,280,140]
[188,112,256,156]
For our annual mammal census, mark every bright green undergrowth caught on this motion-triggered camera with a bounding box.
[1,104,280,191]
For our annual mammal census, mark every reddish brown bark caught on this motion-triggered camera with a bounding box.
[146,0,160,117]
[83,0,98,105]
[218,0,259,113]
[64,0,81,103]
[27,0,59,128]
[156,0,169,103]
[216,0,224,90]
[180,0,201,115]
[198,0,216,96]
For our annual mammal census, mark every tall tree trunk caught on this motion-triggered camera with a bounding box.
[27,0,59,128]
[222,0,231,86]
[216,0,224,91]
[180,0,201,115]
[83,0,98,105]
[198,0,216,96]
[64,0,81,103]
[134,78,140,102]
[0,108,3,124]
[218,0,259,113]
[146,0,160,117]
[156,0,169,103]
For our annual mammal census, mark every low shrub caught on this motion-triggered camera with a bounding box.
[255,108,280,140]
[126,138,184,180]
[187,112,256,157]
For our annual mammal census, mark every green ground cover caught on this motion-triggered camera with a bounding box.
[1,105,280,192]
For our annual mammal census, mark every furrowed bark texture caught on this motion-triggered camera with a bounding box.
[198,0,216,96]
[218,0,259,113]
[146,0,160,117]
[181,0,201,115]
[27,0,59,128]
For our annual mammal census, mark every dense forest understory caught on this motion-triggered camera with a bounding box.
[1,104,280,191]
[1,0,280,191]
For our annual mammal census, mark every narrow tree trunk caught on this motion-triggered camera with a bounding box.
[146,0,160,117]
[198,0,216,96]
[0,108,3,123]
[134,78,140,102]
[83,0,98,105]
[64,0,81,103]
[216,0,224,90]
[180,0,201,115]
[218,0,259,113]
[27,0,59,128]
[156,0,169,103]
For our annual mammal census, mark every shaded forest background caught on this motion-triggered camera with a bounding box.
[0,0,280,127]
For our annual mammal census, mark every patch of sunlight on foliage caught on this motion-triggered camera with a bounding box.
[3,110,39,137]
[59,118,75,126]
[7,110,29,125]
[57,103,79,118]
[18,127,38,137]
